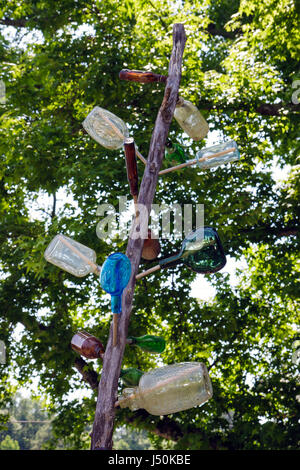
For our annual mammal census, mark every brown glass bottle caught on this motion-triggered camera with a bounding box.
[71,331,105,359]
[124,137,138,200]
[142,229,161,260]
[119,69,167,83]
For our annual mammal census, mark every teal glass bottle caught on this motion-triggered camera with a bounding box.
[159,226,226,274]
[127,335,166,354]
[100,253,131,314]
[100,252,131,347]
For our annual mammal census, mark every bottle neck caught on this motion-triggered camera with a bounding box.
[159,251,182,269]
[95,344,104,359]
[176,96,185,107]
[118,387,142,412]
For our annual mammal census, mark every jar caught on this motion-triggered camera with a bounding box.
[117,362,213,416]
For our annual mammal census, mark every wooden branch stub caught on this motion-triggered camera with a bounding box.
[90,23,187,451]
[74,357,99,391]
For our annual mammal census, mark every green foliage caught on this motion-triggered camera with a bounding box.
[0,0,299,451]
[114,426,153,450]
[0,434,20,450]
[0,393,53,450]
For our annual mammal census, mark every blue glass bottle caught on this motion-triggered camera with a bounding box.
[100,253,131,346]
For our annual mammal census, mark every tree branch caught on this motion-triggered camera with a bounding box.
[90,23,187,451]
[238,224,299,239]
[51,192,56,219]
[205,22,242,39]
[198,99,300,117]
[74,357,99,391]
[0,18,29,28]
[123,409,184,441]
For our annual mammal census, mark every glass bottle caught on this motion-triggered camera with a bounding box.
[100,253,131,347]
[174,98,209,141]
[71,331,143,385]
[124,137,139,201]
[100,253,131,314]
[119,69,167,83]
[136,227,226,279]
[127,335,166,354]
[159,226,226,274]
[44,234,99,277]
[165,140,187,164]
[117,362,213,416]
[142,229,161,261]
[196,140,240,170]
[82,106,129,150]
[71,331,105,359]
[120,368,144,386]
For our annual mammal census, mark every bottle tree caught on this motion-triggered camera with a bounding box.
[90,24,187,450]
[0,0,299,451]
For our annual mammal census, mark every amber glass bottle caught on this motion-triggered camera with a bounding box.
[119,69,167,83]
[142,229,161,261]
[71,331,105,359]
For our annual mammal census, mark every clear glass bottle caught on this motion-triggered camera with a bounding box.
[71,331,105,359]
[292,339,300,366]
[44,234,99,277]
[82,106,129,150]
[117,362,213,416]
[196,140,240,170]
[174,98,209,141]
[44,233,101,277]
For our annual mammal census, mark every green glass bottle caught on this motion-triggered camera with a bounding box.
[127,335,166,354]
[159,226,226,274]
[165,140,187,164]
[120,368,144,386]
[136,227,227,280]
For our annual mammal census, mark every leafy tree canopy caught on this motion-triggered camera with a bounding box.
[0,0,299,450]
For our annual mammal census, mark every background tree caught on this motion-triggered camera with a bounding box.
[0,0,299,450]
[0,392,53,450]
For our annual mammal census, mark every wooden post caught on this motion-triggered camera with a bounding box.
[90,23,187,450]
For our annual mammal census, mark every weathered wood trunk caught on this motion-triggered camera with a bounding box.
[90,23,187,450]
